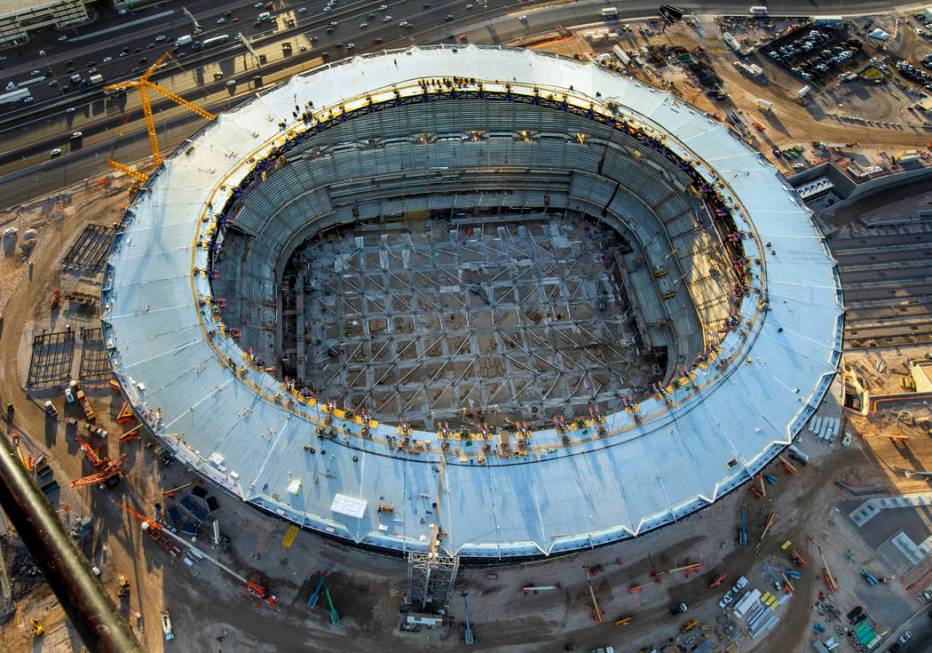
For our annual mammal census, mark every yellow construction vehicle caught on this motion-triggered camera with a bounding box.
[30,618,44,637]
[681,619,700,633]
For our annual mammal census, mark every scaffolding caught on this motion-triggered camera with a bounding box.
[406,453,459,610]
[406,550,460,611]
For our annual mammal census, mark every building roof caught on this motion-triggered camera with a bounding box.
[0,0,67,17]
[103,46,843,559]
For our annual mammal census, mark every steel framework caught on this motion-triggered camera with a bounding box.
[406,550,460,611]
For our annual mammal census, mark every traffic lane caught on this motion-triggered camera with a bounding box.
[4,3,924,201]
[0,0,517,151]
[0,0,307,106]
[0,0,462,117]
[1,0,463,169]
[0,0,916,83]
[0,0,914,111]
[0,0,907,165]
[0,0,273,77]
[0,103,209,209]
[0,0,505,109]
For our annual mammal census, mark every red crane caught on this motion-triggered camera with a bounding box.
[71,435,127,488]
[71,456,127,488]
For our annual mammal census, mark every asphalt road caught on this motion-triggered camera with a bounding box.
[0,0,925,209]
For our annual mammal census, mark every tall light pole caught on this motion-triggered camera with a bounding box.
[461,591,474,645]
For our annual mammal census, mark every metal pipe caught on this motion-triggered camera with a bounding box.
[0,428,143,653]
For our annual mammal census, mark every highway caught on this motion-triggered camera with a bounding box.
[0,0,924,209]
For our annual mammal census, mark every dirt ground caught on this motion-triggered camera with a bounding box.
[549,14,932,179]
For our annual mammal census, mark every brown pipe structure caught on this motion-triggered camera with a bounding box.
[0,423,143,653]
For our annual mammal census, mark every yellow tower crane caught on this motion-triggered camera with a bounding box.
[105,50,216,178]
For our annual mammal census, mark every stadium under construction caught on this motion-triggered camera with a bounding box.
[102,45,844,561]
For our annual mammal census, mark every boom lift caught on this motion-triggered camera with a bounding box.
[120,503,278,606]
[105,51,216,174]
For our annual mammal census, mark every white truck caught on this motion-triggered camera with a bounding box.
[175,34,193,47]
[161,610,174,640]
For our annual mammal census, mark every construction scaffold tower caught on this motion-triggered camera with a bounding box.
[406,454,459,611]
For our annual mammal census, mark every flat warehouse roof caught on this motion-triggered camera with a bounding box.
[103,46,843,559]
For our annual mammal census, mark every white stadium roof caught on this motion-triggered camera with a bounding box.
[103,46,843,559]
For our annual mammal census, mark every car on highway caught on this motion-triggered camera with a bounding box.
[217,16,226,24]
[330,20,339,26]
[30,69,41,76]
[466,3,474,8]
[379,3,389,9]
[299,7,307,13]
[399,20,410,27]
[50,147,62,158]
[102,56,112,63]
[359,22,368,28]
[70,131,83,140]
[345,43,355,50]
[65,107,75,113]
[155,34,168,41]
[254,1,264,6]
[444,14,454,21]
[372,37,384,45]
[323,5,332,12]
[57,34,68,42]
[383,15,392,22]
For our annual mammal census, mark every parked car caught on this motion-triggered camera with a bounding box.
[718,591,735,608]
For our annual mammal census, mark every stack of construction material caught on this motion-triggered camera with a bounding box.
[807,415,841,443]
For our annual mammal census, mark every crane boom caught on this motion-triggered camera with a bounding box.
[146,82,216,120]
[105,49,213,169]
[138,88,162,165]
[140,51,171,84]
[104,80,138,92]
[107,160,148,183]
[71,454,127,488]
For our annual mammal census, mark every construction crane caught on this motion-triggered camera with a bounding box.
[666,562,702,576]
[818,545,838,592]
[120,503,278,607]
[107,159,148,185]
[71,434,127,488]
[71,455,127,488]
[708,572,729,588]
[753,512,777,555]
[105,50,215,170]
[307,570,339,624]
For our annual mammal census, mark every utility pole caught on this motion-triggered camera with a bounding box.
[238,33,261,70]
[182,6,201,31]
[461,591,474,645]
